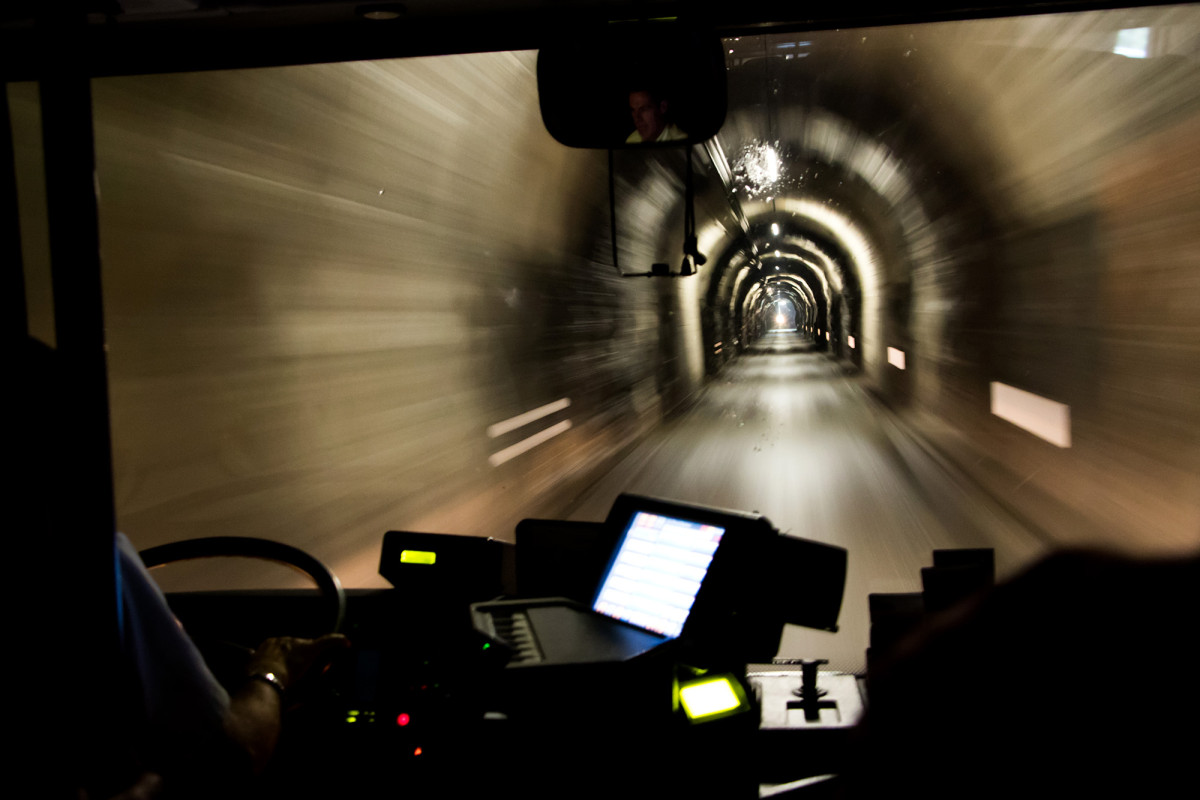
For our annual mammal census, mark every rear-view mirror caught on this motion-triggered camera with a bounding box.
[537,23,728,149]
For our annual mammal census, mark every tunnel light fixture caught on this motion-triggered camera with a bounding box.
[888,347,906,370]
[488,420,572,467]
[990,382,1071,448]
[356,3,406,20]
[1114,27,1150,58]
[487,398,571,438]
[849,336,856,349]
[771,223,780,236]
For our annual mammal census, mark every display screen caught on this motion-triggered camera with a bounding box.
[592,511,724,638]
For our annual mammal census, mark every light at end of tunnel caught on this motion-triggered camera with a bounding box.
[849,336,856,349]
[888,347,906,370]
[771,223,780,236]
[400,549,437,565]
[990,382,1072,448]
[679,675,750,723]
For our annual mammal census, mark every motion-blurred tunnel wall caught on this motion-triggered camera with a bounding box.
[686,8,1197,558]
[701,9,1200,558]
[14,51,707,588]
[12,6,1199,588]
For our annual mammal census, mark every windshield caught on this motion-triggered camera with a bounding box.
[12,5,1199,673]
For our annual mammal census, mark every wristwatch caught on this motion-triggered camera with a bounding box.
[248,670,286,696]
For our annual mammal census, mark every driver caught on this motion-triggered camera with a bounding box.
[112,531,349,797]
[19,336,348,799]
[626,89,687,144]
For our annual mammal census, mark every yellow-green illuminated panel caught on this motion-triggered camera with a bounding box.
[679,676,747,721]
[400,549,437,565]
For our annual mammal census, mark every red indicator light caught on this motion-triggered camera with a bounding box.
[396,713,411,727]
[413,747,423,756]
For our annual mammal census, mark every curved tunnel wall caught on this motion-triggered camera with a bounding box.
[700,11,1200,553]
[896,11,1200,553]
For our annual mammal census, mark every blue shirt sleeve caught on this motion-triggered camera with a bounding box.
[115,533,231,759]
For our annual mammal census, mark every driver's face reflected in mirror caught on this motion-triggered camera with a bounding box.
[537,25,726,149]
[627,90,687,145]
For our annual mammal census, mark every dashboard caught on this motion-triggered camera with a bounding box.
[162,494,850,798]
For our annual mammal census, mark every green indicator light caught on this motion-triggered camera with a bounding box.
[679,676,748,722]
[400,549,437,565]
[482,643,491,650]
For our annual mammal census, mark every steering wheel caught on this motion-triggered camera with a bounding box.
[138,536,347,687]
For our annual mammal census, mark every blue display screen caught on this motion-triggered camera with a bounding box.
[592,511,724,638]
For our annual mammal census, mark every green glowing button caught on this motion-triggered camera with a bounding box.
[679,675,748,722]
[400,549,437,566]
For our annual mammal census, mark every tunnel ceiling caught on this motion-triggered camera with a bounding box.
[3,3,1164,63]
[692,7,1200,371]
[700,31,946,353]
[700,19,1122,356]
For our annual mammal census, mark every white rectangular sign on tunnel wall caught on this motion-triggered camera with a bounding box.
[887,347,906,370]
[990,382,1072,448]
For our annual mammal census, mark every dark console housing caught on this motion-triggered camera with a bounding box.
[501,494,846,665]
[379,493,846,666]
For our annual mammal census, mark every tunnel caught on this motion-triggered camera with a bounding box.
[8,3,1200,678]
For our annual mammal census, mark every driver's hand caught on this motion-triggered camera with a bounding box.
[246,633,351,695]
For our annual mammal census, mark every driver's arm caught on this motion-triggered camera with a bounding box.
[225,634,350,774]
[116,533,348,787]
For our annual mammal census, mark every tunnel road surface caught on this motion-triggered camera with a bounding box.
[567,331,1048,674]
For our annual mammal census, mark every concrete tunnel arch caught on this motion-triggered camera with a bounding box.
[686,39,1004,396]
[742,263,821,343]
[743,273,817,341]
[589,46,970,391]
